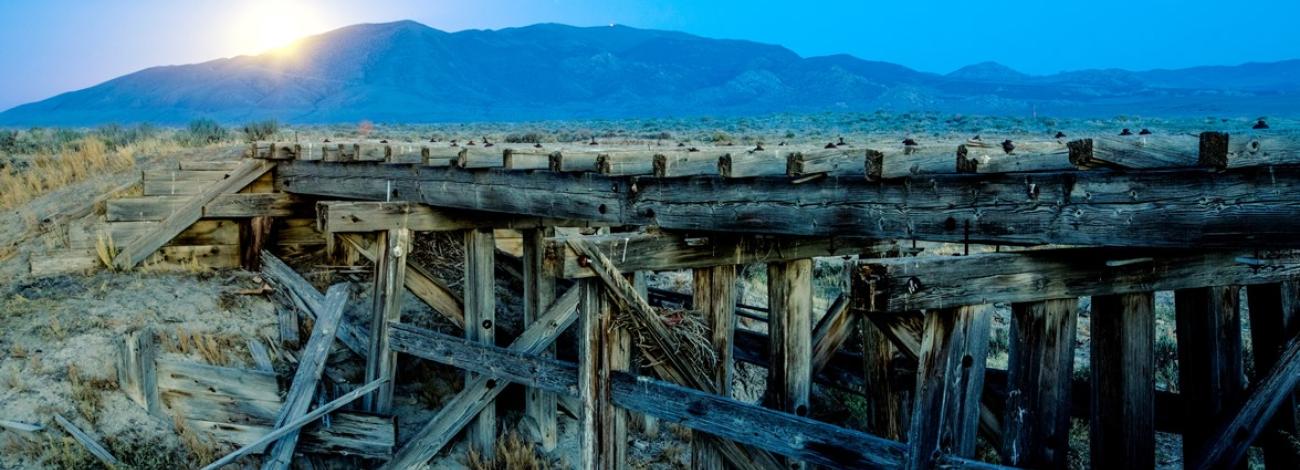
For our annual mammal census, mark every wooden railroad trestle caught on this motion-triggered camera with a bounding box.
[67,131,1300,469]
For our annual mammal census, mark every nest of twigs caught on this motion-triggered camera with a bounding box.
[412,231,465,294]
[617,306,718,372]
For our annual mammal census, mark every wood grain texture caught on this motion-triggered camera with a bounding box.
[1002,298,1078,468]
[463,228,497,457]
[1243,281,1300,469]
[1089,292,1155,470]
[691,265,736,470]
[1175,286,1245,469]
[907,305,992,469]
[1191,336,1300,470]
[363,229,409,415]
[339,233,464,328]
[522,228,558,450]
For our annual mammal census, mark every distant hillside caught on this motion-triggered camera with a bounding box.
[3,21,1298,125]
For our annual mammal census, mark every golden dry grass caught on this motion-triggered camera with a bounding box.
[0,137,181,211]
[67,364,118,425]
[466,432,555,470]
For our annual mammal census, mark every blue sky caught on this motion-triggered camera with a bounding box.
[2,0,1298,110]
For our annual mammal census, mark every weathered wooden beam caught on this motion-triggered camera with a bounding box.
[1244,281,1300,469]
[463,228,498,456]
[317,201,592,233]
[907,305,992,469]
[1200,131,1300,169]
[54,414,120,467]
[810,294,852,374]
[379,286,580,470]
[787,148,862,177]
[1066,135,1199,169]
[857,248,1300,313]
[719,149,788,178]
[389,322,1006,469]
[577,279,611,469]
[1191,336,1300,470]
[338,233,464,328]
[114,160,274,268]
[1175,286,1245,469]
[692,265,736,470]
[199,378,386,470]
[1089,292,1156,470]
[260,251,368,358]
[263,284,348,470]
[1002,298,1078,468]
[548,231,877,279]
[767,259,813,469]
[107,193,305,222]
[654,152,721,178]
[596,151,656,176]
[278,160,1300,248]
[522,228,558,451]
[116,327,163,418]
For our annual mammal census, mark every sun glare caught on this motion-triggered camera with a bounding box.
[232,0,324,55]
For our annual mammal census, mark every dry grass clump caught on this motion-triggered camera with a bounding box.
[172,415,224,464]
[0,137,135,210]
[465,432,556,470]
[619,307,717,373]
[94,231,118,270]
[67,364,118,425]
[6,435,97,469]
[165,330,248,366]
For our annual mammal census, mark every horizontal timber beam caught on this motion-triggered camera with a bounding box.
[855,248,1300,313]
[276,160,1300,248]
[545,231,883,278]
[317,201,599,233]
[387,323,1008,469]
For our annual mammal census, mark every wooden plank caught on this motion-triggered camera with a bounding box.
[54,414,120,467]
[0,420,42,433]
[180,161,241,171]
[1067,135,1199,169]
[1191,336,1300,470]
[767,259,813,470]
[114,159,273,268]
[279,159,1300,248]
[187,413,393,459]
[143,169,231,182]
[457,146,505,169]
[596,151,656,176]
[503,149,551,171]
[384,142,424,164]
[654,152,720,177]
[198,378,386,470]
[238,216,273,270]
[70,220,239,249]
[1208,132,1300,169]
[1243,281,1300,469]
[388,322,1006,469]
[1089,292,1156,470]
[549,150,600,172]
[339,233,465,328]
[260,251,368,358]
[156,360,282,403]
[246,339,273,372]
[361,230,410,416]
[263,283,349,470]
[857,248,1300,313]
[1175,286,1245,469]
[577,279,606,470]
[464,228,497,457]
[691,265,736,470]
[522,228,558,451]
[107,193,304,222]
[907,305,992,469]
[548,231,879,279]
[273,218,323,246]
[116,328,162,417]
[379,286,581,470]
[810,294,852,374]
[787,148,863,177]
[317,201,592,233]
[718,150,787,178]
[1002,298,1078,468]
[277,306,299,348]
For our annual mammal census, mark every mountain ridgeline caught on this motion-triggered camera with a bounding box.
[3,20,1298,125]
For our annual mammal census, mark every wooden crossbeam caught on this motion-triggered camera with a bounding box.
[856,248,1300,313]
[386,323,1010,469]
[338,233,465,327]
[1191,336,1300,469]
[279,160,1300,248]
[317,201,594,233]
[378,286,581,470]
[114,160,274,268]
[547,231,879,279]
[1244,281,1300,468]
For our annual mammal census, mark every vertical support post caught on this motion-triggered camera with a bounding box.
[1089,292,1155,470]
[1246,281,1300,469]
[577,278,613,470]
[630,271,660,436]
[363,228,410,414]
[767,259,812,469]
[239,215,274,270]
[853,253,913,441]
[1175,286,1245,469]
[464,228,497,457]
[522,228,557,451]
[691,265,737,470]
[906,305,992,470]
[607,276,632,470]
[1003,298,1079,468]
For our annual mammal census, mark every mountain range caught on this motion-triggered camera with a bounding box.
[2,20,1297,125]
